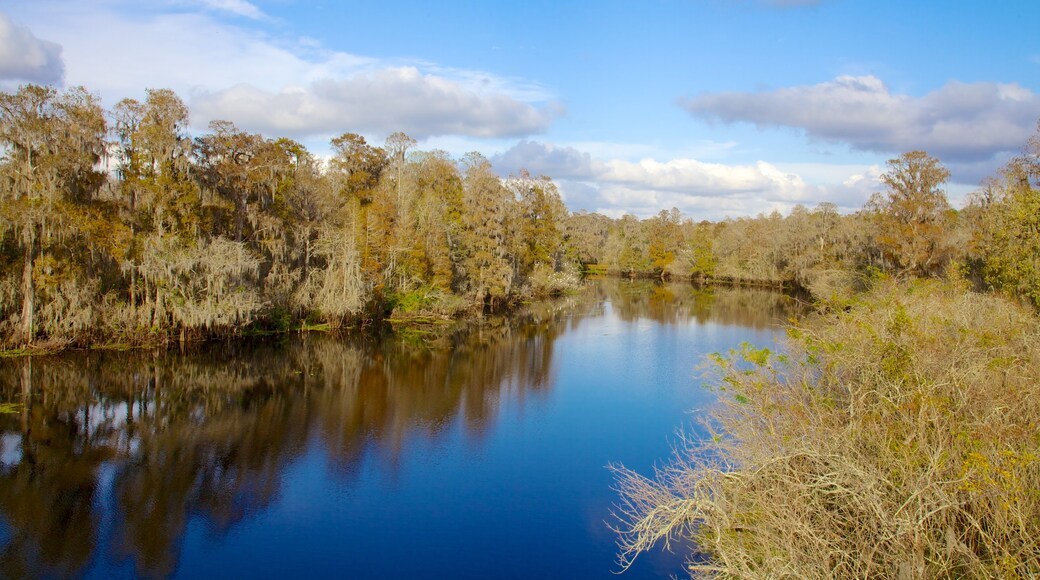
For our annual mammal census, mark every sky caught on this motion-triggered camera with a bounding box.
[1,0,1038,220]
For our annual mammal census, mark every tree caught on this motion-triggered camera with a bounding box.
[113,89,197,314]
[412,150,464,290]
[507,170,566,275]
[683,220,716,280]
[969,125,1040,305]
[194,120,267,243]
[867,151,953,276]
[0,85,109,344]
[562,211,611,267]
[646,208,682,279]
[605,214,650,276]
[458,153,514,306]
[329,133,387,282]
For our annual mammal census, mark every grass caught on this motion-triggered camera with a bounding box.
[386,316,451,325]
[297,322,331,332]
[612,279,1040,578]
[0,348,33,358]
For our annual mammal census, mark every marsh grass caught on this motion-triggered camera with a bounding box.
[612,279,1040,578]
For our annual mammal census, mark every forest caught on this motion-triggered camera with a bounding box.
[1,82,1039,355]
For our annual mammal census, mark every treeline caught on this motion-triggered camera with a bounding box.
[0,85,578,349]
[577,143,1040,308]
[2,83,1039,350]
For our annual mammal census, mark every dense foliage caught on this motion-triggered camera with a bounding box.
[0,85,580,349]
[2,83,1038,351]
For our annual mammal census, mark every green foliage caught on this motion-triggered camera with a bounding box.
[386,287,441,314]
[966,135,1040,306]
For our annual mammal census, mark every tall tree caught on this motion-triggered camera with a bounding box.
[412,150,464,290]
[113,89,197,314]
[562,211,611,267]
[0,85,108,343]
[380,132,425,290]
[868,150,953,276]
[646,208,682,279]
[329,133,387,283]
[194,120,266,243]
[507,170,566,276]
[459,153,514,306]
[969,126,1040,305]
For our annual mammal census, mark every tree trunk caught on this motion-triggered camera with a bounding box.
[129,223,137,308]
[19,231,36,344]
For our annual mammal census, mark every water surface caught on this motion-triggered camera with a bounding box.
[0,280,797,579]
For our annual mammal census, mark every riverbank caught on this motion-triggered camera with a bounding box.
[5,264,814,357]
[0,273,588,357]
[613,277,1040,577]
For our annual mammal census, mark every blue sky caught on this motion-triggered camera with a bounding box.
[2,0,1038,219]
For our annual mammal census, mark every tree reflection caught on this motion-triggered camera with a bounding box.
[0,302,568,578]
[603,279,801,328]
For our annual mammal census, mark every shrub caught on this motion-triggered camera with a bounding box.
[526,262,582,298]
[613,280,1040,578]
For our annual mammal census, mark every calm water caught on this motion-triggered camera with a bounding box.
[0,280,797,579]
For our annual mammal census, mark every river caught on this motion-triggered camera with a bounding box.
[0,280,798,579]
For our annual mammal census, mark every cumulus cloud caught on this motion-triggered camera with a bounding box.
[0,12,63,84]
[192,70,557,139]
[600,158,811,200]
[493,139,879,220]
[491,140,598,179]
[11,2,557,141]
[681,75,1040,162]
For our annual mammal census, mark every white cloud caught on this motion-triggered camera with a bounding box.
[192,70,557,139]
[191,0,266,20]
[0,12,63,85]
[601,158,811,200]
[491,140,597,179]
[12,2,557,141]
[681,75,1040,163]
[589,182,803,221]
[494,139,880,220]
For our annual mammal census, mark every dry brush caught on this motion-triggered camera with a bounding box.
[613,279,1040,578]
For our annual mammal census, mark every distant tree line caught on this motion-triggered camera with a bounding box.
[1,83,1038,349]
[577,142,1040,307]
